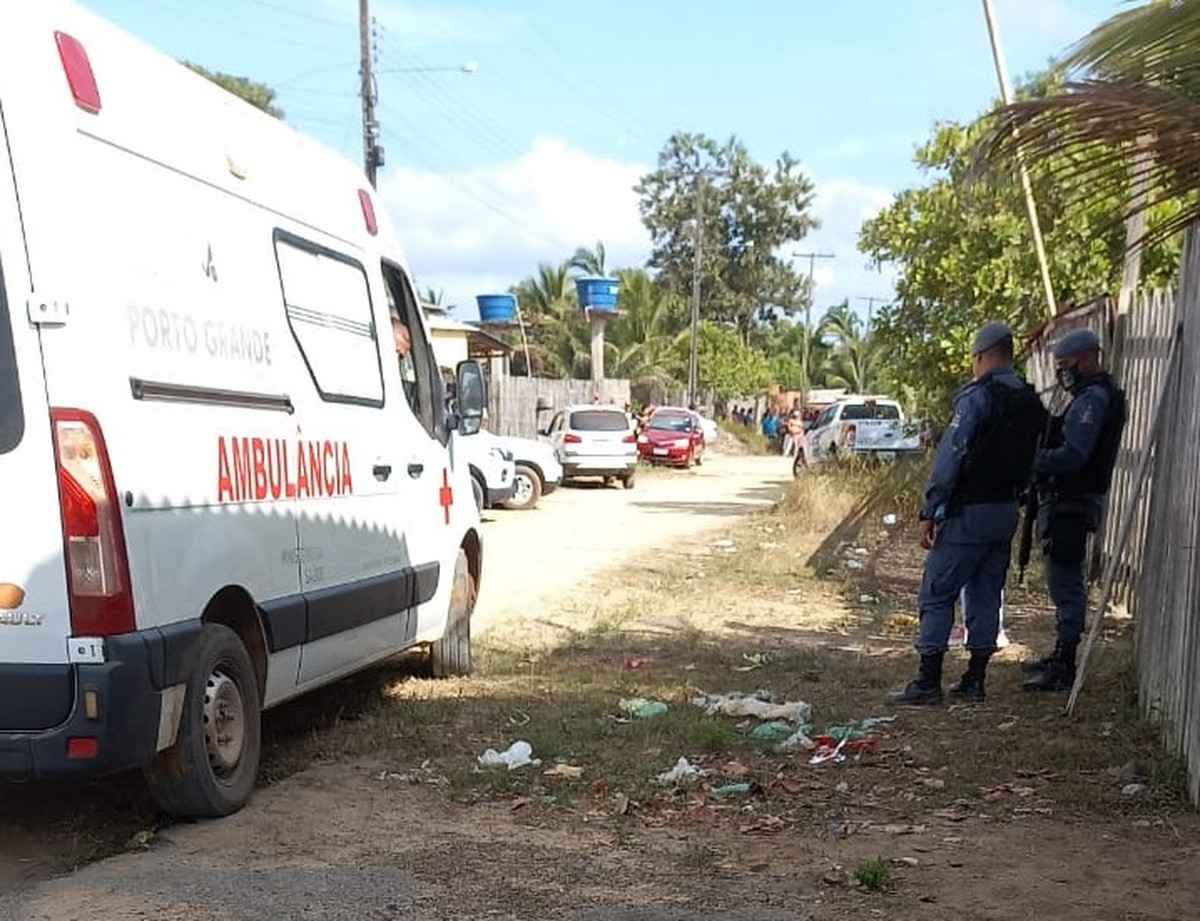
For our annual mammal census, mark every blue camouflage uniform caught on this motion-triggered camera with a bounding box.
[917,367,1027,656]
[1034,380,1113,647]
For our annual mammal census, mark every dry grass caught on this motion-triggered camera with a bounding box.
[252,458,1187,837]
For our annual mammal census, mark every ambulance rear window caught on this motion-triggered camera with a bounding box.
[0,259,22,453]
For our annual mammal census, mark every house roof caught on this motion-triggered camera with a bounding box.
[423,311,512,359]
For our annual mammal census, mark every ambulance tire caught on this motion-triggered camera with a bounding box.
[471,474,486,512]
[144,624,262,818]
[430,549,475,678]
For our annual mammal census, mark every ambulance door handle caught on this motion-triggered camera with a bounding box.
[373,462,393,481]
[406,461,425,478]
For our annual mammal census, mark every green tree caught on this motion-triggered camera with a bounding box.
[674,323,773,401]
[974,1,1200,248]
[636,133,817,343]
[859,74,1181,416]
[183,62,284,118]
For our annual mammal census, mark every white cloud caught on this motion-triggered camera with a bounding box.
[794,178,897,319]
[376,139,651,314]
[376,141,899,325]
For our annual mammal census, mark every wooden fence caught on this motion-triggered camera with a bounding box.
[1133,226,1200,802]
[1024,289,1178,609]
[486,372,632,439]
[1025,227,1200,802]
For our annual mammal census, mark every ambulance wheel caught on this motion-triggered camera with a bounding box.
[502,463,542,510]
[622,469,636,490]
[471,475,486,512]
[144,624,261,818]
[430,549,475,678]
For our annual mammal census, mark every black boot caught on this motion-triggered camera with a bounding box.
[888,652,944,706]
[1023,643,1077,692]
[949,652,990,702]
[1020,642,1062,674]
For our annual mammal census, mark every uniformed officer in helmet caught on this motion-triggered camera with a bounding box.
[1023,327,1127,692]
[889,322,1045,705]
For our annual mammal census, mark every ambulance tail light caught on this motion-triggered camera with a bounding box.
[563,433,582,444]
[845,424,857,448]
[51,409,135,637]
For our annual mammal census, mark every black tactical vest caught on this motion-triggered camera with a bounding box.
[955,377,1047,505]
[1046,374,1127,498]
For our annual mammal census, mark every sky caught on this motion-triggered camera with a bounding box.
[84,0,1126,321]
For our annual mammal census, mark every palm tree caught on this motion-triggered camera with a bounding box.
[511,261,589,378]
[818,302,879,394]
[606,269,680,395]
[974,1,1200,248]
[570,241,608,277]
[422,286,445,308]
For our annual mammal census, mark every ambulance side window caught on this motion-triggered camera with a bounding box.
[0,259,23,453]
[274,232,384,407]
[381,262,441,441]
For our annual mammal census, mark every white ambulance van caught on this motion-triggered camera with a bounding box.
[0,1,487,817]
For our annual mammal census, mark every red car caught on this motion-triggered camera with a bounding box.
[637,408,706,468]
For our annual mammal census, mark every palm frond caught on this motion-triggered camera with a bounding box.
[1061,0,1200,90]
[973,79,1200,248]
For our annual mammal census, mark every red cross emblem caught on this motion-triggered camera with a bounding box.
[439,468,454,524]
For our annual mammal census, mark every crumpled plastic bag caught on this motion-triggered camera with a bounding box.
[478,740,540,771]
[693,691,812,725]
[655,756,704,785]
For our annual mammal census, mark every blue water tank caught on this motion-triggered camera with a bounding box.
[476,293,516,325]
[576,276,620,314]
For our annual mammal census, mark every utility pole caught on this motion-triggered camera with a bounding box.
[688,176,706,408]
[359,0,382,187]
[793,251,835,401]
[856,295,889,329]
[980,0,1057,317]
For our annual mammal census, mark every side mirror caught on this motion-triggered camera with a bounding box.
[455,360,486,436]
[535,396,553,413]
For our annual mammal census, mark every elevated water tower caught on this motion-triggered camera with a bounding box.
[475,293,531,376]
[575,276,621,388]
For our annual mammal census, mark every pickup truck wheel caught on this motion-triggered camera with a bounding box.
[502,464,542,510]
[622,469,636,490]
[471,474,485,512]
[430,549,475,678]
[144,624,261,818]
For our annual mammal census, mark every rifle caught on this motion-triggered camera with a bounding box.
[1017,398,1058,585]
[1016,479,1039,586]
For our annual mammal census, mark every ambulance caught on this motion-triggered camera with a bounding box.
[0,2,487,817]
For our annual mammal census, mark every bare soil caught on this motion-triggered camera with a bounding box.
[2,454,1197,921]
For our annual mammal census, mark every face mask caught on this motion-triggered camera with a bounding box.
[1056,363,1084,394]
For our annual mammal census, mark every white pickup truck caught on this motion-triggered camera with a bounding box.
[799,396,921,470]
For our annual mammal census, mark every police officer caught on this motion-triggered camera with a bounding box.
[1023,327,1127,692]
[890,322,1044,705]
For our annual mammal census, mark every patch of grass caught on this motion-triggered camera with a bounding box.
[718,420,772,455]
[854,857,893,892]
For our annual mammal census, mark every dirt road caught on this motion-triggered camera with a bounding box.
[0,450,801,921]
[474,453,791,634]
